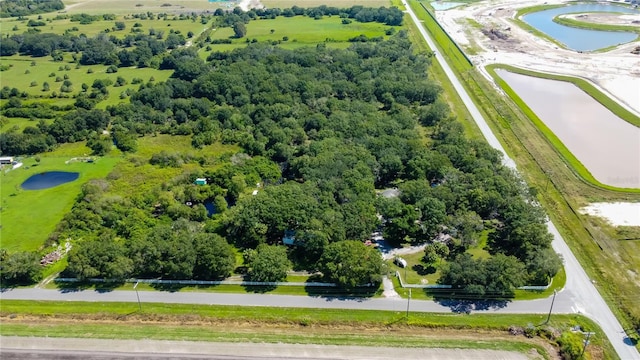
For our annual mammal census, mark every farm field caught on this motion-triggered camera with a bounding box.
[0,135,240,253]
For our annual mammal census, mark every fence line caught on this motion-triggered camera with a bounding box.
[394,271,551,290]
[395,271,452,289]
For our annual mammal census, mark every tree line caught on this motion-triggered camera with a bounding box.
[0,0,64,18]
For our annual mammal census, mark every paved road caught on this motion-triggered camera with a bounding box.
[1,287,574,314]
[399,1,639,359]
[0,337,531,360]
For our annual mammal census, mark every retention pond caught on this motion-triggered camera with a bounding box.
[21,171,80,190]
[522,4,639,51]
[496,69,640,188]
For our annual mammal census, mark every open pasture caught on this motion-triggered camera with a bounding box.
[61,0,234,15]
[202,15,395,54]
[261,0,392,8]
[1,14,209,40]
[0,144,120,252]
[0,55,173,108]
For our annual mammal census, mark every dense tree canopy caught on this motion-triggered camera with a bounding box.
[0,0,64,18]
[0,251,42,285]
[245,244,290,282]
[0,9,559,293]
[318,240,383,289]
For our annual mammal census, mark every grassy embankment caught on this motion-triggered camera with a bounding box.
[554,14,640,34]
[406,0,640,345]
[0,299,615,357]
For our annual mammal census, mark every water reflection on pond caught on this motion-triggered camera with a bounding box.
[21,171,80,190]
[496,70,640,188]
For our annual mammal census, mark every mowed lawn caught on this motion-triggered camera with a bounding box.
[0,143,120,252]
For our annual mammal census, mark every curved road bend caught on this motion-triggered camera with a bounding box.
[399,0,639,358]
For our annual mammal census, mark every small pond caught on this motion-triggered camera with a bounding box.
[431,2,464,11]
[21,171,80,190]
[204,201,217,216]
[496,69,640,188]
[522,4,639,51]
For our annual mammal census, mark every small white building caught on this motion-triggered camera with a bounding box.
[0,156,14,165]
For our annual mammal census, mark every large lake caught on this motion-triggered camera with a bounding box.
[496,70,640,188]
[522,4,639,51]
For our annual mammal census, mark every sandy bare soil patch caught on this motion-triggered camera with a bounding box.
[580,202,640,226]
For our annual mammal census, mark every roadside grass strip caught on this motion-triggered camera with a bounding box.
[0,299,615,357]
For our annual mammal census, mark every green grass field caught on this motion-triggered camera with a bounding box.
[0,144,120,252]
[199,15,397,56]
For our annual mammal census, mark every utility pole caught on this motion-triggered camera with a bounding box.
[545,289,557,324]
[134,281,141,311]
[404,265,407,286]
[579,332,594,359]
[406,288,412,319]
